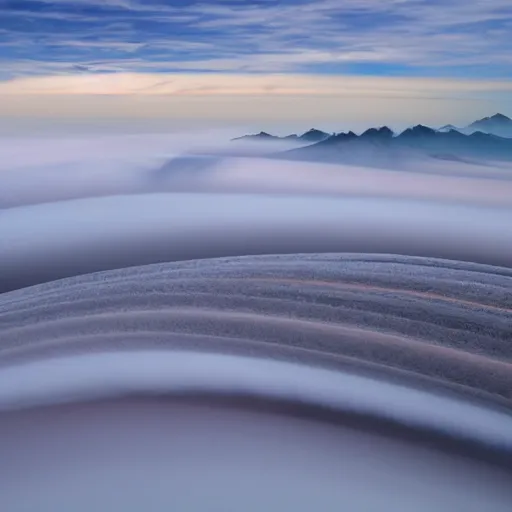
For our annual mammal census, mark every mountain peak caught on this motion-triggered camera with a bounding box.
[400,125,436,137]
[413,124,436,132]
[299,128,329,142]
[361,126,394,138]
[489,113,511,122]
[464,113,512,137]
[438,124,458,132]
[470,113,512,126]
[231,130,277,141]
[317,130,358,145]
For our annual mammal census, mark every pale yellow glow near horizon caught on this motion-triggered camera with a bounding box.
[2,72,512,96]
[0,72,510,125]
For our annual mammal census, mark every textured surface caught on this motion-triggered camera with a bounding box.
[2,193,512,294]
[1,253,511,404]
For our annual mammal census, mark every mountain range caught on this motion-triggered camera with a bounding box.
[233,114,512,165]
[282,125,512,165]
[440,113,512,138]
[232,128,331,143]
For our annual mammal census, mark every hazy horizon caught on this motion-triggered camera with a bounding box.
[1,0,511,127]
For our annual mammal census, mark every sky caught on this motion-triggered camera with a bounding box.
[0,0,511,128]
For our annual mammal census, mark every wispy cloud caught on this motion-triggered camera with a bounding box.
[26,0,178,13]
[2,71,511,97]
[49,40,146,52]
[0,0,511,87]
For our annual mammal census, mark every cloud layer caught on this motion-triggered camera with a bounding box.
[1,0,512,78]
[0,1,511,123]
[3,72,512,96]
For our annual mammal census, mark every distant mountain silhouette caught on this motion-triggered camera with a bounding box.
[276,123,512,165]
[233,114,511,143]
[232,131,277,141]
[304,127,392,149]
[299,128,330,142]
[360,126,394,139]
[232,128,330,143]
[400,125,437,139]
[465,113,512,137]
[314,130,359,146]
[232,114,512,165]
[434,114,512,138]
[438,124,459,133]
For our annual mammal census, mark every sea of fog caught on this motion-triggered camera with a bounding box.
[1,127,512,209]
[1,127,512,292]
[1,127,512,511]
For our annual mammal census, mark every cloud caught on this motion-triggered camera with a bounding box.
[0,1,510,123]
[0,70,510,125]
[2,127,512,211]
[26,0,178,13]
[50,40,146,52]
[1,72,511,97]
[0,0,511,80]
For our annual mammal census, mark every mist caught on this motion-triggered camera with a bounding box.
[1,127,511,292]
[3,0,512,509]
[2,372,511,512]
[1,127,512,209]
[1,126,512,511]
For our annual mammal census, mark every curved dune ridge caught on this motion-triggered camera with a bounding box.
[2,193,512,294]
[1,253,511,404]
[2,252,512,511]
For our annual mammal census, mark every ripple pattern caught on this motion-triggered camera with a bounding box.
[1,253,511,403]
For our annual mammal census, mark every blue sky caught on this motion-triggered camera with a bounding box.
[1,0,511,79]
[0,0,511,126]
